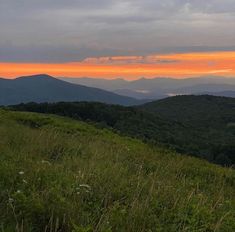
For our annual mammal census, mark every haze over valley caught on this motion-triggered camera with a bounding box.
[60,75,235,99]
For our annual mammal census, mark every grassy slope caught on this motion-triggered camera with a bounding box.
[11,98,235,166]
[0,109,234,232]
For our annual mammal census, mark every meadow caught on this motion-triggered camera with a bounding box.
[0,109,234,231]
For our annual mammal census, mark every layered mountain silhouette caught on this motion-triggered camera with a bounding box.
[61,76,235,99]
[0,74,145,106]
[2,74,234,106]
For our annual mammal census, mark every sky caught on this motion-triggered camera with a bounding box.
[0,0,235,79]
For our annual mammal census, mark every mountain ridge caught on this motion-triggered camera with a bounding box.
[60,76,235,99]
[0,74,145,106]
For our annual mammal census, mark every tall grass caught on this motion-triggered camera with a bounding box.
[0,109,234,231]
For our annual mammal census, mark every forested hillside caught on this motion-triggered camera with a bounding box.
[11,95,235,166]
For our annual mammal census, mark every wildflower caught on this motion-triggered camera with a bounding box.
[8,198,14,203]
[16,190,21,194]
[19,171,24,175]
[78,184,92,193]
[79,184,91,189]
[41,160,51,165]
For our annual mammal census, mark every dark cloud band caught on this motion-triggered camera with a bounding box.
[0,0,235,62]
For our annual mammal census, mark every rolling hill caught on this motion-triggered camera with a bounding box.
[139,95,235,124]
[200,91,235,98]
[139,95,235,165]
[0,109,234,231]
[11,95,235,166]
[0,74,144,106]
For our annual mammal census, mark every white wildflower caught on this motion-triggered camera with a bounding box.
[16,190,21,194]
[41,160,51,165]
[19,171,24,175]
[79,184,91,189]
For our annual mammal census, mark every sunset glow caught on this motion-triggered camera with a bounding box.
[1,51,235,80]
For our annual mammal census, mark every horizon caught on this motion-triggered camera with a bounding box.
[1,72,235,81]
[1,51,235,79]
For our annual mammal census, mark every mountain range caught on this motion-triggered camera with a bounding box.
[0,74,144,106]
[1,74,235,107]
[1,74,234,107]
[60,76,235,99]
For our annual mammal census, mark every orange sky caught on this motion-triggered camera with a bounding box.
[1,51,235,80]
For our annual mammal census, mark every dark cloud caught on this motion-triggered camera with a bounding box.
[0,0,235,62]
[0,45,127,63]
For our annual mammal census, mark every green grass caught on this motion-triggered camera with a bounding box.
[0,109,234,231]
[12,98,235,166]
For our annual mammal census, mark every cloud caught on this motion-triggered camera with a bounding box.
[82,55,180,65]
[0,0,235,62]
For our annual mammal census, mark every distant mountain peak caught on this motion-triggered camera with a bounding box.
[0,74,143,106]
[18,74,54,80]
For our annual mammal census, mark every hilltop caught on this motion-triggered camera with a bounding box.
[0,109,234,231]
[139,95,235,123]
[138,95,235,164]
